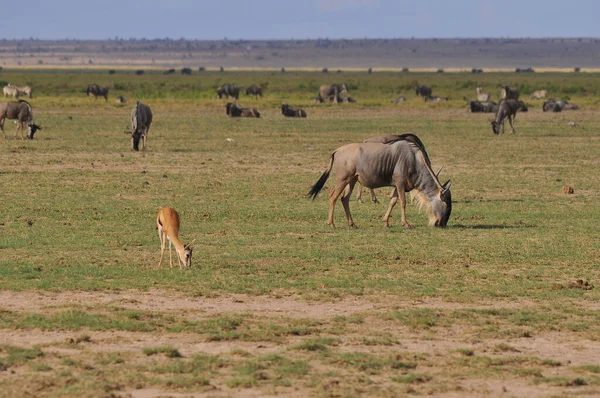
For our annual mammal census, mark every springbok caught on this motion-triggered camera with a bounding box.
[476,87,491,101]
[156,207,194,268]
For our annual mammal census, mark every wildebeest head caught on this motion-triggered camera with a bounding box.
[281,104,288,114]
[435,181,452,228]
[491,120,500,135]
[27,123,42,139]
[226,102,233,115]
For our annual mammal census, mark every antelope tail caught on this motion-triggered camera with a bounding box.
[308,152,335,200]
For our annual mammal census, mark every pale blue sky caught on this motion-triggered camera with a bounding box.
[3,0,599,40]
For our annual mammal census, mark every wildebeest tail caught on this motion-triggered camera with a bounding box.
[132,133,141,151]
[308,153,335,200]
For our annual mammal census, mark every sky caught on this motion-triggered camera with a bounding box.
[3,0,600,40]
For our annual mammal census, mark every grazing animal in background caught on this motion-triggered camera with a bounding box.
[424,95,447,103]
[225,102,260,118]
[135,70,145,75]
[116,96,127,104]
[181,67,192,75]
[217,84,240,99]
[468,100,497,113]
[281,104,307,117]
[86,83,109,101]
[529,90,547,100]
[164,69,175,75]
[501,86,520,100]
[471,68,484,74]
[0,100,42,139]
[8,83,33,98]
[476,87,490,101]
[491,99,521,135]
[128,101,153,151]
[316,84,348,103]
[308,134,452,229]
[2,84,19,98]
[245,84,263,98]
[569,121,581,128]
[543,98,580,112]
[415,85,432,97]
[156,207,194,268]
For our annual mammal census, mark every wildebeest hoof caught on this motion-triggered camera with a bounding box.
[403,223,414,229]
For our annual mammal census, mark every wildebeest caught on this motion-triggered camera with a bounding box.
[0,100,42,139]
[308,134,452,229]
[368,68,372,74]
[316,84,348,103]
[225,102,260,118]
[415,85,432,97]
[402,67,409,72]
[181,67,192,75]
[217,84,240,99]
[322,68,328,73]
[245,84,263,98]
[199,67,206,72]
[476,87,490,101]
[471,68,484,74]
[164,69,175,75]
[436,69,444,73]
[516,67,535,73]
[128,101,153,151]
[108,69,116,75]
[3,83,32,98]
[543,98,580,112]
[501,86,520,100]
[135,70,145,75]
[116,96,127,104]
[468,100,497,113]
[491,99,521,134]
[86,83,109,101]
[529,90,547,100]
[281,104,306,118]
[424,95,447,103]
[574,67,581,73]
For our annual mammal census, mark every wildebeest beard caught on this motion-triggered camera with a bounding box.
[27,124,41,139]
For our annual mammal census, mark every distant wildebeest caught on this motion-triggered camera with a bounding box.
[392,96,406,103]
[468,100,497,113]
[86,83,109,101]
[3,83,32,98]
[245,84,263,98]
[181,67,192,75]
[116,96,127,104]
[135,70,145,75]
[281,104,306,118]
[108,69,116,75]
[281,67,286,73]
[574,67,581,73]
[436,68,444,73]
[471,68,483,74]
[316,84,348,103]
[308,134,452,229]
[516,67,535,73]
[217,84,240,99]
[424,95,447,103]
[219,66,224,72]
[528,90,547,100]
[164,69,175,75]
[368,68,372,74]
[199,67,205,72]
[476,87,491,101]
[322,68,329,73]
[402,67,409,72]
[0,100,42,139]
[415,85,432,97]
[128,101,153,151]
[225,102,260,118]
[501,86,520,100]
[543,98,580,112]
[491,99,522,135]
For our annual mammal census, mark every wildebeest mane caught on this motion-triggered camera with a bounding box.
[380,134,432,166]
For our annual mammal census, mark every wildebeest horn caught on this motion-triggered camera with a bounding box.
[442,180,451,192]
[435,166,444,178]
[185,239,196,248]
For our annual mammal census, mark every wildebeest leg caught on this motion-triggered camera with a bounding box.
[508,115,516,134]
[382,190,397,227]
[383,187,413,228]
[341,178,358,228]
[328,179,353,228]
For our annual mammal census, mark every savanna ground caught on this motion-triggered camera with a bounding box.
[0,70,600,397]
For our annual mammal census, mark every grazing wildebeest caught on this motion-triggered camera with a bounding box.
[281,104,306,118]
[199,67,205,72]
[574,67,581,73]
[219,66,224,72]
[424,95,447,103]
[316,84,348,103]
[516,67,535,73]
[471,68,483,74]
[543,98,579,112]
[501,86,520,100]
[402,67,409,72]
[281,67,286,73]
[225,102,260,118]
[135,70,145,75]
[128,101,153,151]
[368,68,372,74]
[415,85,432,97]
[476,87,491,101]
[436,68,444,73]
[468,100,497,113]
[322,68,328,73]
[116,96,127,104]
[217,84,240,99]
[245,84,263,98]
[181,67,192,75]
[86,83,109,101]
[529,90,547,100]
[491,99,521,135]
[308,134,452,229]
[0,100,42,139]
[108,69,116,75]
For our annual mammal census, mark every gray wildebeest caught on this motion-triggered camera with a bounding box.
[468,100,497,113]
[245,84,263,99]
[86,83,109,101]
[415,85,432,98]
[543,98,579,112]
[217,84,240,100]
[308,134,452,229]
[500,86,520,100]
[529,90,547,100]
[316,84,348,103]
[491,99,523,135]
[128,101,153,151]
[0,100,42,139]
[476,87,491,101]
[281,104,306,118]
[226,103,260,118]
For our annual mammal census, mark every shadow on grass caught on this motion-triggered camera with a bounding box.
[451,224,535,230]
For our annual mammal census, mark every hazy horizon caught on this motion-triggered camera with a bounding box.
[3,0,600,41]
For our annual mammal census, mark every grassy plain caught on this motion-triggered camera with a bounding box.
[0,70,599,397]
